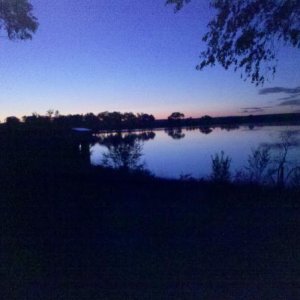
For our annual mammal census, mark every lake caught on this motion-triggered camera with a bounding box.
[90,125,300,179]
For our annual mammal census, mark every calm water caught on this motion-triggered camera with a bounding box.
[90,125,300,179]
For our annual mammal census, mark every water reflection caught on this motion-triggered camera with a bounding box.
[101,135,144,170]
[94,132,155,171]
[90,126,300,179]
[219,124,240,131]
[165,127,185,140]
[261,130,300,150]
[199,126,213,135]
[258,131,300,186]
[163,124,241,137]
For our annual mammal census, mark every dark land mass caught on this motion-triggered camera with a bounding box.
[4,112,300,132]
[156,112,300,129]
[1,125,300,299]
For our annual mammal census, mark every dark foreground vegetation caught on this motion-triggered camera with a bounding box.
[1,125,300,299]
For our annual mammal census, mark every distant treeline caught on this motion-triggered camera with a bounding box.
[4,111,156,131]
[157,113,300,128]
[3,111,300,131]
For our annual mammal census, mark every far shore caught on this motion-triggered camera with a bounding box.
[2,112,300,133]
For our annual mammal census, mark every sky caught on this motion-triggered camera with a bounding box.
[0,0,299,121]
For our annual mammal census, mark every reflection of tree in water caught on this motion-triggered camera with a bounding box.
[185,126,200,131]
[220,124,240,131]
[165,128,185,140]
[96,131,155,143]
[97,132,155,171]
[199,126,213,135]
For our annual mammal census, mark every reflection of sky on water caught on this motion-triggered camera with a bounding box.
[90,126,300,179]
[90,143,110,165]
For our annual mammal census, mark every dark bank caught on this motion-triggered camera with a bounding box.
[1,120,300,299]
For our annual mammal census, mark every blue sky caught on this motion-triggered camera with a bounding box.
[0,0,299,120]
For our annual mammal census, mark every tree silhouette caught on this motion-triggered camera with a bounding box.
[0,0,38,40]
[5,116,20,127]
[167,0,300,85]
[168,112,185,121]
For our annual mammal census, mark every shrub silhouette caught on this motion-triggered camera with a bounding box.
[245,146,271,183]
[210,151,231,183]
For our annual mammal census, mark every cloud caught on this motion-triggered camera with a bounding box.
[242,106,272,110]
[259,86,300,95]
[259,85,300,108]
[279,99,300,106]
[240,106,272,114]
[278,94,300,101]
